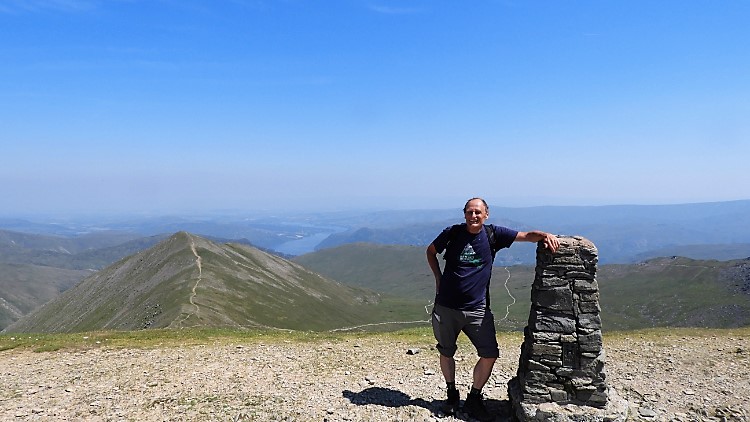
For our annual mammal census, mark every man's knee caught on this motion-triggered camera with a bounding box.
[437,343,458,357]
[476,347,499,359]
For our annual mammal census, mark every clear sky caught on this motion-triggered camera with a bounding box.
[2,0,749,215]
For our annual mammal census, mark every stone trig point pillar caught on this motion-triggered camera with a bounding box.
[508,236,628,422]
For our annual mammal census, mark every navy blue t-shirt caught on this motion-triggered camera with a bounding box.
[432,224,517,310]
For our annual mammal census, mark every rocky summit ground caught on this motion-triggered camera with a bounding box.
[1,329,748,421]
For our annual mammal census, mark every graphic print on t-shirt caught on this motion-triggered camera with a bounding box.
[459,243,483,267]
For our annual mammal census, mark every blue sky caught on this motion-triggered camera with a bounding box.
[1,0,749,215]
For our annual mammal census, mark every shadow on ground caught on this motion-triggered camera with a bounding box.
[342,387,515,421]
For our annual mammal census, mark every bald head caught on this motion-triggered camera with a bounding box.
[463,197,489,214]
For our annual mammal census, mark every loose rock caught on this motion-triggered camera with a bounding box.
[0,333,747,421]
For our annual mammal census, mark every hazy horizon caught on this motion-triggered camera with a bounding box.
[2,197,749,222]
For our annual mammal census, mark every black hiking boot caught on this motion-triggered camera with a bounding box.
[463,392,494,421]
[441,388,460,415]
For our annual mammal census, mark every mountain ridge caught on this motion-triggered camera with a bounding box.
[3,232,384,333]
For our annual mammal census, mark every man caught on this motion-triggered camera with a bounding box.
[426,197,559,421]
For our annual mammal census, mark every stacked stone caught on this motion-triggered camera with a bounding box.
[509,235,608,411]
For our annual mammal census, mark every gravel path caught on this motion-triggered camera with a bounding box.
[1,331,748,421]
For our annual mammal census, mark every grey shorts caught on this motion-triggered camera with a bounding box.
[431,303,499,358]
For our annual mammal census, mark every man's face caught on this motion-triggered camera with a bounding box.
[464,199,488,232]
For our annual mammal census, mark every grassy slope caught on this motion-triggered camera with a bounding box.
[599,257,750,330]
[2,235,200,333]
[3,233,417,334]
[295,244,750,331]
[0,263,91,329]
[0,232,170,330]
[293,243,539,329]
[184,241,382,331]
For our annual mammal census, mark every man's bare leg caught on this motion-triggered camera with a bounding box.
[439,354,460,414]
[462,356,497,421]
[440,354,456,382]
[472,356,496,389]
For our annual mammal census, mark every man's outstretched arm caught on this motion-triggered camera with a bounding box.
[516,231,560,253]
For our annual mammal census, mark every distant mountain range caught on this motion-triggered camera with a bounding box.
[314,200,750,264]
[3,199,750,263]
[0,229,168,270]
